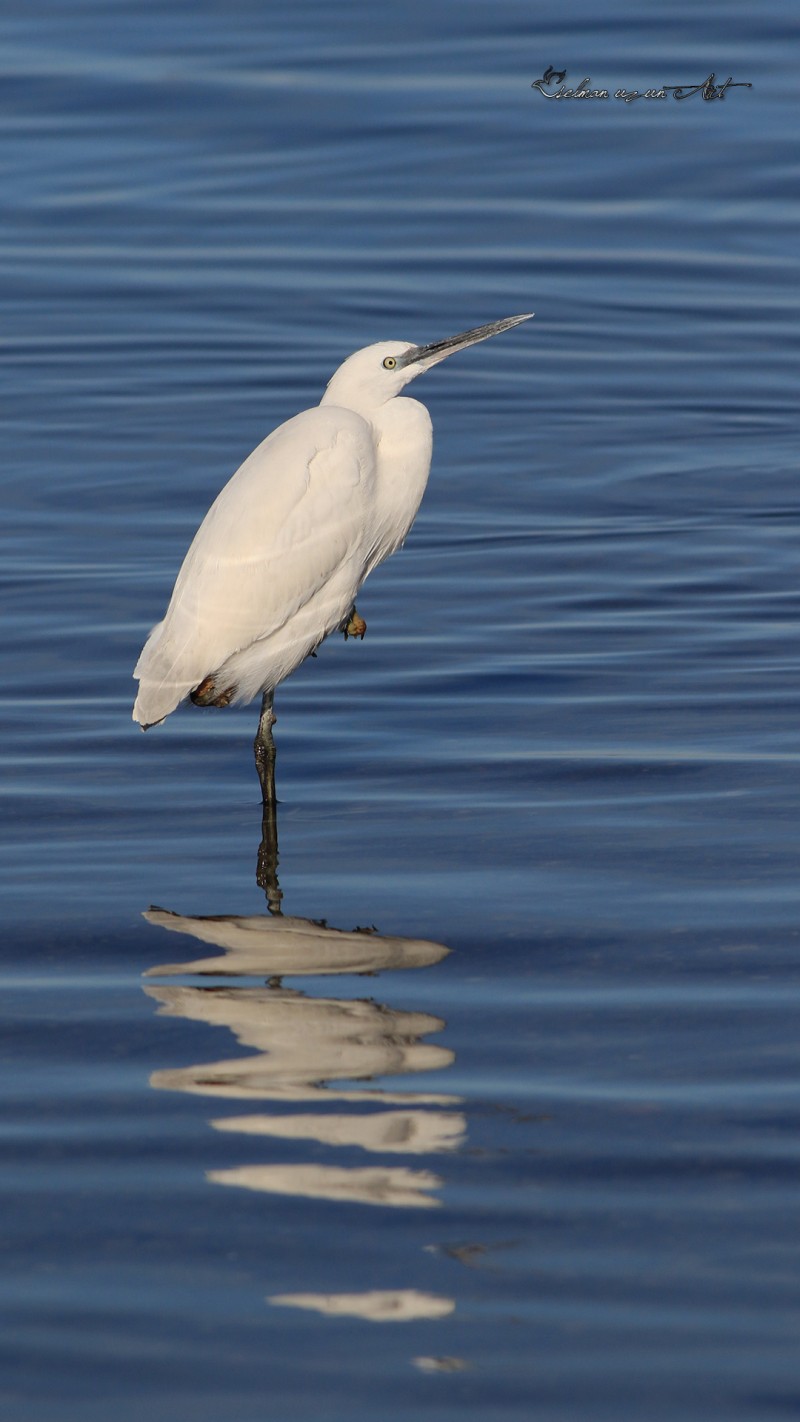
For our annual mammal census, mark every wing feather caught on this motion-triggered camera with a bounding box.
[133,406,375,725]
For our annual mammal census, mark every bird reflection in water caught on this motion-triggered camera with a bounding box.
[144,750,461,1313]
[145,970,462,1208]
[270,1291,455,1323]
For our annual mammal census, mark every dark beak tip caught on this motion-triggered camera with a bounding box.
[405,312,535,368]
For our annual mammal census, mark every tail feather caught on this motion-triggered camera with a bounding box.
[133,678,194,729]
[132,619,196,729]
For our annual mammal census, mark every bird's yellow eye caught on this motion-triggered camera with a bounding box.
[382,355,397,370]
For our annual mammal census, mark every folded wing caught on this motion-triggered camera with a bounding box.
[133,406,376,727]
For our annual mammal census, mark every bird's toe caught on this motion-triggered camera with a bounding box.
[341,608,367,641]
[190,675,237,708]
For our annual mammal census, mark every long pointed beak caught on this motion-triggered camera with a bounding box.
[400,312,534,370]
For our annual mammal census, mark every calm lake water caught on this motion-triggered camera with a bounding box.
[2,2,799,1419]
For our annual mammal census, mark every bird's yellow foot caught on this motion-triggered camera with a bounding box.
[191,675,237,707]
[340,607,367,641]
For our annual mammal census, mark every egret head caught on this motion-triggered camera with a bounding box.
[321,313,533,415]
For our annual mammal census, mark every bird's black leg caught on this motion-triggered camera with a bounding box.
[254,690,282,914]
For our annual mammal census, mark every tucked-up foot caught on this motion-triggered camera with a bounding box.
[340,606,367,641]
[190,675,237,707]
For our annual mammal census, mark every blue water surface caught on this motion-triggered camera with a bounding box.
[1,2,799,1419]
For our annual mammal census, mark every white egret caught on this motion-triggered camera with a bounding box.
[133,313,532,795]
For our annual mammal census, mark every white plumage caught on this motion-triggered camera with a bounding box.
[133,316,532,730]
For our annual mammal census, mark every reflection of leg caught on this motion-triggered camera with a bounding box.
[254,691,282,914]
